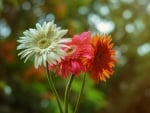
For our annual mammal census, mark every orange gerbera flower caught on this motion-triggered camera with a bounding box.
[88,34,117,82]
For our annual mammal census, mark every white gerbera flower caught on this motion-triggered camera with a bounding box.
[17,21,70,68]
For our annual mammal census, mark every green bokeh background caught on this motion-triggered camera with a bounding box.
[0,0,150,113]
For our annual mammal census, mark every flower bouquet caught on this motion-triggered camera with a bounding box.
[17,21,117,113]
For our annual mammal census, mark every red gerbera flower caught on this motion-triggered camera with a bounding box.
[49,31,93,78]
[88,34,117,82]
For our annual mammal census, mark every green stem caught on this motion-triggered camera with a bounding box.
[74,74,86,113]
[46,62,63,113]
[64,75,74,113]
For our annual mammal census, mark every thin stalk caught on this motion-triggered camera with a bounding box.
[46,62,63,113]
[64,75,74,113]
[74,74,86,113]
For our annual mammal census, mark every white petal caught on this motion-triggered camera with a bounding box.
[17,44,26,50]
[56,48,65,55]
[47,59,56,65]
[59,38,71,43]
[54,30,68,39]
[24,52,34,63]
[34,55,39,68]
[36,23,42,31]
[42,22,47,28]
[20,50,33,59]
[59,44,70,48]
[37,55,43,67]
[23,30,29,36]
[19,36,28,40]
[17,39,30,43]
[18,48,33,56]
[48,52,56,60]
[56,56,61,62]
[42,53,47,67]
[29,28,37,36]
[48,21,54,31]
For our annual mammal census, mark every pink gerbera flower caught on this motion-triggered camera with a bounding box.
[49,31,93,78]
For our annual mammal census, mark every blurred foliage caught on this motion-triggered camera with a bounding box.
[0,0,150,113]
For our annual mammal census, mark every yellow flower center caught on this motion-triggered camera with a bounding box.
[38,38,51,49]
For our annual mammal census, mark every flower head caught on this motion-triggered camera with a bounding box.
[88,34,117,82]
[17,21,70,68]
[49,31,93,78]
